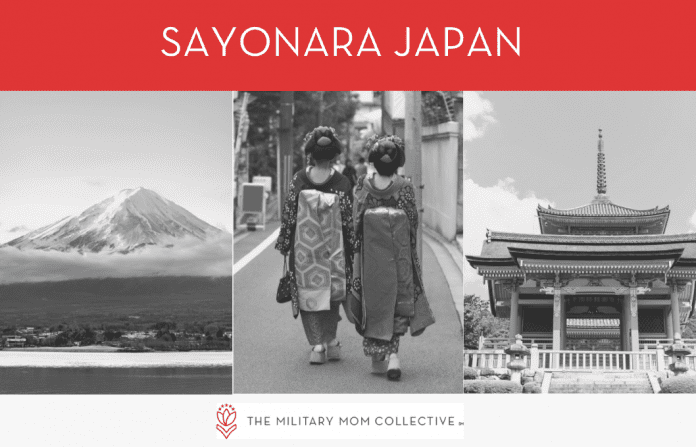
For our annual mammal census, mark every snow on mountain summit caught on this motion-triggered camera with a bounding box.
[3,187,224,253]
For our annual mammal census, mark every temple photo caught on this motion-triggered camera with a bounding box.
[463,91,696,394]
[233,92,464,393]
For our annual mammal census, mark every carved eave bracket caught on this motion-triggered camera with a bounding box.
[539,285,651,296]
[500,278,524,293]
[669,279,692,293]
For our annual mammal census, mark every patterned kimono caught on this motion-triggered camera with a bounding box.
[275,168,354,346]
[294,190,346,312]
[351,174,435,356]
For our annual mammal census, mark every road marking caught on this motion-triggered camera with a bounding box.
[233,228,280,275]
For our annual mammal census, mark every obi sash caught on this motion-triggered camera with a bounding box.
[294,190,346,312]
[361,207,415,341]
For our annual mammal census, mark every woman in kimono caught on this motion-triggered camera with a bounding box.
[350,135,435,381]
[275,126,354,365]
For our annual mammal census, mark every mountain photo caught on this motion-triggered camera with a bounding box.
[0,92,233,394]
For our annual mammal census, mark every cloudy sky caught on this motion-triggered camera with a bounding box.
[0,92,233,282]
[464,91,696,298]
[0,233,232,283]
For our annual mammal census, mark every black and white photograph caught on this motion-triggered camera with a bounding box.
[0,92,233,394]
[463,91,696,393]
[233,91,464,393]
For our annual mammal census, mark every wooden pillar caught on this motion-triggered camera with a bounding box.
[666,308,674,342]
[621,295,631,351]
[553,287,562,351]
[560,297,566,350]
[670,282,682,340]
[509,286,519,344]
[629,287,640,352]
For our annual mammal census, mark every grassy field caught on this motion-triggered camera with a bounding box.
[0,276,232,332]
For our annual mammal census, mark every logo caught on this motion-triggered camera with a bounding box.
[216,404,237,439]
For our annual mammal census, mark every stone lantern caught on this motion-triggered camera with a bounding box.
[505,334,530,384]
[665,335,693,376]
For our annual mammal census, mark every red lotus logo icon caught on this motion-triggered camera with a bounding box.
[216,404,236,439]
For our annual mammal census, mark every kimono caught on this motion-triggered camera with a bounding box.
[349,174,435,356]
[275,168,354,346]
[294,189,346,312]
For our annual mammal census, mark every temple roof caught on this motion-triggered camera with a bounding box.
[475,231,696,257]
[567,318,619,329]
[467,231,696,280]
[466,231,696,319]
[538,201,670,218]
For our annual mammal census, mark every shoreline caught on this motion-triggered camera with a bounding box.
[3,346,231,353]
[8,346,121,352]
[0,350,234,367]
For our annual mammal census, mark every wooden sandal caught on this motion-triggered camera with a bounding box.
[310,346,327,364]
[387,354,401,381]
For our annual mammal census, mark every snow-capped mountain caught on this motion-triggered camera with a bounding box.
[3,187,224,253]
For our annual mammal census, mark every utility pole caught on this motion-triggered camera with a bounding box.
[317,91,325,126]
[234,92,250,183]
[234,92,250,228]
[279,91,295,211]
[404,91,423,261]
[275,130,281,220]
[232,92,237,228]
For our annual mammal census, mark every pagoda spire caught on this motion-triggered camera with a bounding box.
[596,129,607,195]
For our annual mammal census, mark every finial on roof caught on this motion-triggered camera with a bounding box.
[596,129,606,195]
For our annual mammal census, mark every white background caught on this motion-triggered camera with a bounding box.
[1,394,695,444]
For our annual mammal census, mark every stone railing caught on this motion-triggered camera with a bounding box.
[464,350,519,369]
[480,336,696,352]
[639,338,696,350]
[465,346,696,372]
[478,336,553,350]
[536,350,657,371]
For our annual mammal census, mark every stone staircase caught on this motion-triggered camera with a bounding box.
[548,371,654,394]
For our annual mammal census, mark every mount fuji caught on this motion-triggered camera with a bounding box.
[2,187,225,254]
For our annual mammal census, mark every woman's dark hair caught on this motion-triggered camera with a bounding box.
[366,135,405,176]
[303,126,342,161]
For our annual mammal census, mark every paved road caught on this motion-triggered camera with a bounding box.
[234,222,463,393]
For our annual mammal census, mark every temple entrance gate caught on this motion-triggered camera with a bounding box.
[565,295,624,351]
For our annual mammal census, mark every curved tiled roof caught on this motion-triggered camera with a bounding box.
[567,318,620,328]
[488,231,696,245]
[538,201,669,217]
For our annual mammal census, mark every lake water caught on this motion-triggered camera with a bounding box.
[0,351,232,394]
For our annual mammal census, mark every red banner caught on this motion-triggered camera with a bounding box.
[0,0,692,90]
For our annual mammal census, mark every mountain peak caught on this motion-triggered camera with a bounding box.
[111,187,166,208]
[123,186,146,193]
[3,188,222,253]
